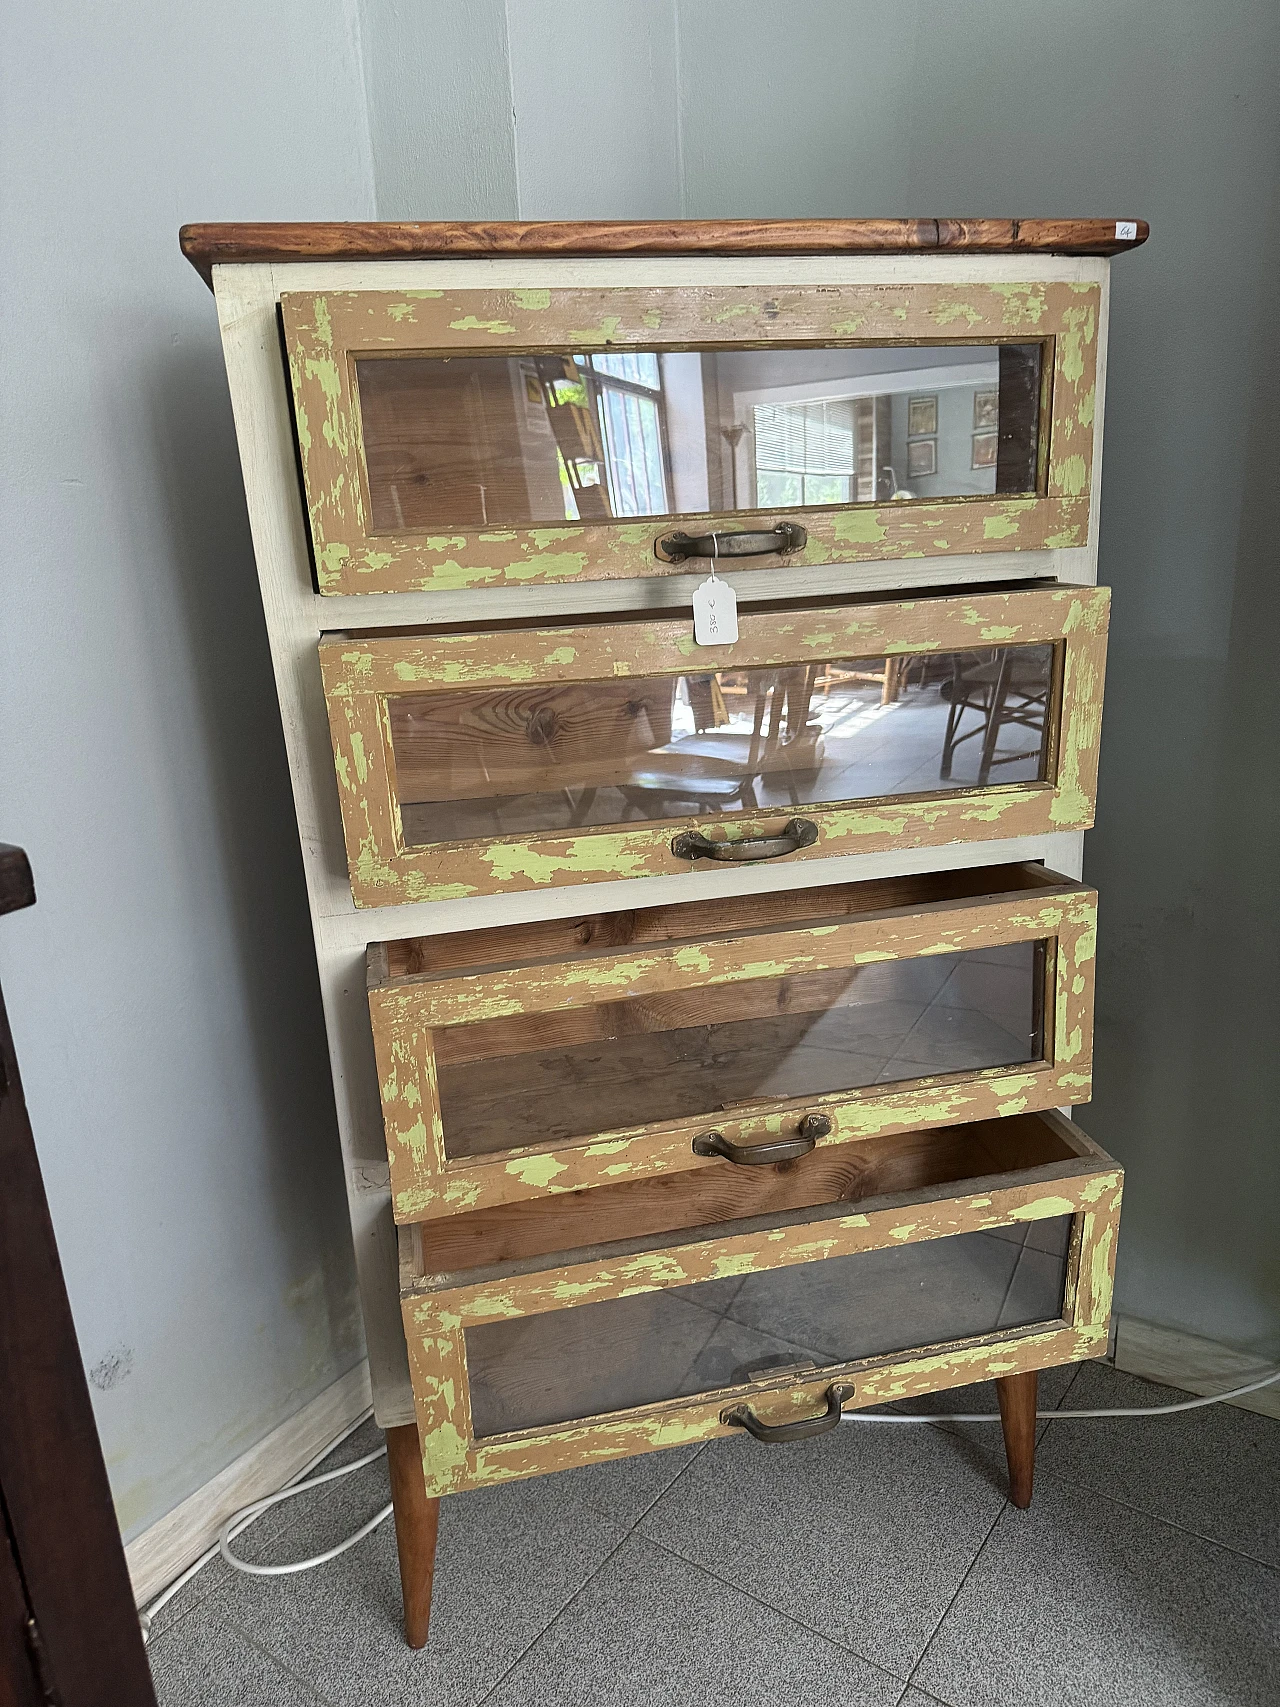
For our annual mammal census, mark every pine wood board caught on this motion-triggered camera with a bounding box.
[182,218,1149,287]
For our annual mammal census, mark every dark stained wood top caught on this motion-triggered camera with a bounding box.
[180,218,1148,288]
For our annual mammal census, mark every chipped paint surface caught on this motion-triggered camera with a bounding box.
[318,583,1109,911]
[398,1147,1121,1495]
[368,879,1096,1224]
[279,282,1100,594]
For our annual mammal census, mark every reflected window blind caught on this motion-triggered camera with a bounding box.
[753,400,858,476]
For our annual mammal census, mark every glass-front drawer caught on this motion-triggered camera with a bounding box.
[321,581,1109,907]
[281,280,1100,594]
[399,1108,1122,1495]
[368,861,1096,1223]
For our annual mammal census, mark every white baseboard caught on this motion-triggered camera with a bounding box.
[125,1359,372,1607]
[1112,1315,1280,1422]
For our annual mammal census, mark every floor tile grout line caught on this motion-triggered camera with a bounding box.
[1032,1462,1280,1575]
[473,1525,638,1707]
[635,1527,910,1684]
[217,1608,344,1707]
[581,1439,715,1535]
[902,1498,1009,1691]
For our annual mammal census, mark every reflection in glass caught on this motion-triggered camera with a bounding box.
[436,940,1046,1159]
[389,643,1055,847]
[464,1215,1071,1436]
[354,343,1043,532]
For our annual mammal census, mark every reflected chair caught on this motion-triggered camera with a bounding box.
[815,655,920,706]
[939,651,1049,785]
[617,668,824,819]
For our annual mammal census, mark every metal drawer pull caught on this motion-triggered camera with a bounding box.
[670,818,818,862]
[723,1383,855,1443]
[692,1113,832,1166]
[657,523,807,562]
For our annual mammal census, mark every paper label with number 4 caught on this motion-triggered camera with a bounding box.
[692,576,739,645]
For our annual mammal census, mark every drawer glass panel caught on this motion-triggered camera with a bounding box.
[390,642,1055,847]
[354,343,1043,532]
[436,940,1045,1159]
[464,1214,1071,1437]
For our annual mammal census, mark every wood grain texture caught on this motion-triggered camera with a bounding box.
[370,865,1095,1222]
[404,1115,1078,1276]
[180,219,1149,287]
[384,1424,439,1650]
[399,1109,1121,1495]
[374,860,1061,983]
[996,1369,1038,1507]
[284,280,1100,594]
[320,583,1109,908]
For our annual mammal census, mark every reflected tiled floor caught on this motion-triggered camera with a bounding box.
[403,671,1047,846]
[441,941,1043,1158]
[146,1362,1280,1706]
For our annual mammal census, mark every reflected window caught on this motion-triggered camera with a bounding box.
[589,353,667,518]
[353,342,1044,533]
[753,400,857,507]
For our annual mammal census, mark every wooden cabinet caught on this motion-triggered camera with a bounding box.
[322,582,1108,906]
[282,279,1100,595]
[368,862,1095,1223]
[188,216,1144,1647]
[399,1108,1121,1496]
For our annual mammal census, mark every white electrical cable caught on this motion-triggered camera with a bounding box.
[215,1444,391,1577]
[141,1364,1280,1644]
[139,1405,390,1644]
[838,1365,1280,1424]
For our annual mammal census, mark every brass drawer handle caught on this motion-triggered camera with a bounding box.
[692,1113,832,1166]
[671,818,819,862]
[657,523,807,562]
[723,1382,854,1443]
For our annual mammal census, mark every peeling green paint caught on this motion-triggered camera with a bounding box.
[448,315,517,335]
[504,1154,568,1188]
[983,513,1021,541]
[833,511,889,546]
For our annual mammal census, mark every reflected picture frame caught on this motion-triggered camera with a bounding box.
[972,432,998,470]
[907,395,938,437]
[907,438,937,477]
[974,390,999,430]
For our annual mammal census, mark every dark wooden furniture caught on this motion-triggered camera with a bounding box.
[0,846,157,1704]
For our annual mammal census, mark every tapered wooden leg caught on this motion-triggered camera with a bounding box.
[995,1370,1038,1509]
[384,1424,440,1649]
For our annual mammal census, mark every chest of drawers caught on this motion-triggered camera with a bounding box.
[185,215,1144,1646]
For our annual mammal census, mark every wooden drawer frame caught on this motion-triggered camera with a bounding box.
[282,279,1099,596]
[322,581,1109,908]
[370,863,1096,1224]
[399,1110,1121,1496]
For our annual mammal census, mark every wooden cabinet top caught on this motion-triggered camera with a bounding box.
[180,217,1148,288]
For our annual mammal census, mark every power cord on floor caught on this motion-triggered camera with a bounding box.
[839,1365,1280,1424]
[139,1406,391,1645]
[140,1366,1280,1643]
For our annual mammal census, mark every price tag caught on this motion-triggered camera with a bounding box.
[1115,220,1138,241]
[693,574,738,645]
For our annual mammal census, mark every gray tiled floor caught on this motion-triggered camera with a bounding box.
[145,1362,1280,1706]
